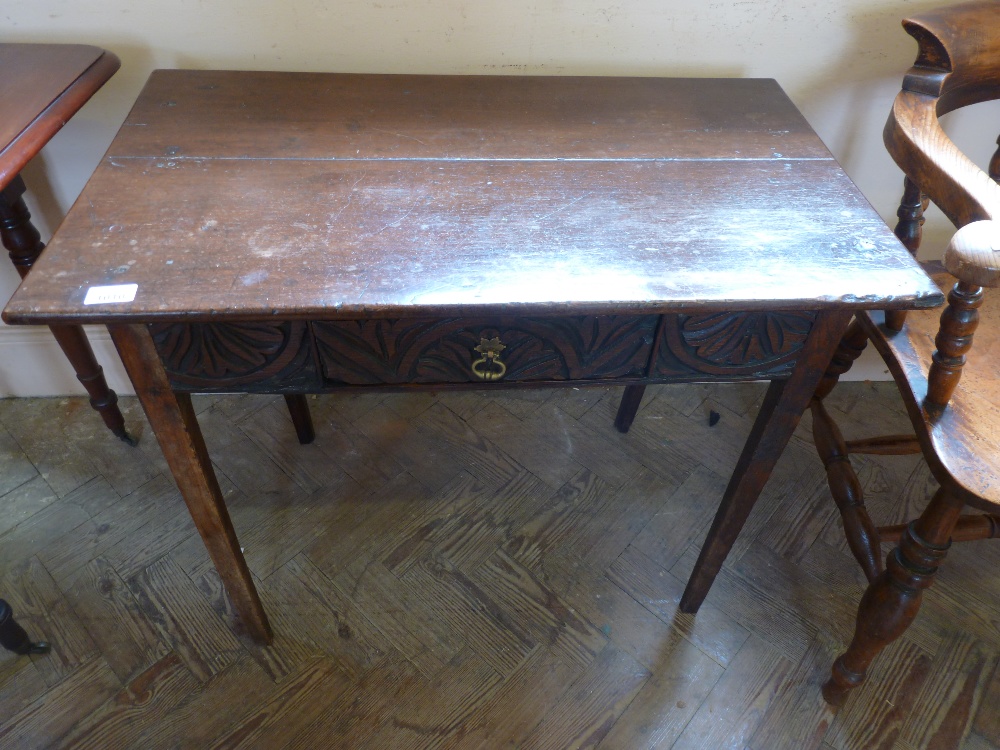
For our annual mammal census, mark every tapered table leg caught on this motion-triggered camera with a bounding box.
[108,323,273,644]
[679,310,853,613]
[614,384,646,433]
[0,176,133,443]
[284,394,315,444]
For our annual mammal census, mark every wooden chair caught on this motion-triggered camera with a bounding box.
[811,1,1000,705]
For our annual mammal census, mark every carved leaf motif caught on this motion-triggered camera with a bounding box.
[149,322,314,389]
[680,312,813,366]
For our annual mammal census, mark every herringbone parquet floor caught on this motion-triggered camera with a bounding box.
[0,382,997,749]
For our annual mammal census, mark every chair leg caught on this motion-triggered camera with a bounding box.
[809,317,881,580]
[284,394,315,444]
[0,599,50,655]
[0,177,134,445]
[614,385,645,433]
[823,486,964,706]
[810,398,881,581]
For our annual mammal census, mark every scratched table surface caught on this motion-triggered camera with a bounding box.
[3,72,940,325]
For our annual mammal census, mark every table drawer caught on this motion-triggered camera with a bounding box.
[312,315,658,385]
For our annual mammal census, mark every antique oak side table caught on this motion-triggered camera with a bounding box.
[3,71,943,643]
[0,44,130,441]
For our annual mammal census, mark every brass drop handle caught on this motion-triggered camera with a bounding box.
[471,336,507,381]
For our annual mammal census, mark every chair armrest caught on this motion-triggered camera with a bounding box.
[944,220,1000,288]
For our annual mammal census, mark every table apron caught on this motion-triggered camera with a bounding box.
[147,310,819,393]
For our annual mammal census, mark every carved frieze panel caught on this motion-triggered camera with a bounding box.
[312,315,658,385]
[148,311,816,393]
[654,311,816,379]
[149,321,318,391]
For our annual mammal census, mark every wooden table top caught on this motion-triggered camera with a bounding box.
[0,44,120,190]
[4,71,942,324]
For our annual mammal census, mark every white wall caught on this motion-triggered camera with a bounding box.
[3,0,998,395]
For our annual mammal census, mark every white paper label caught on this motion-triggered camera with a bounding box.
[83,284,138,305]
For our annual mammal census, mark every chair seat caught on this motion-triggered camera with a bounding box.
[862,261,1000,508]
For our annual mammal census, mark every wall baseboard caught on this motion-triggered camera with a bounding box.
[0,325,132,397]
[0,325,891,399]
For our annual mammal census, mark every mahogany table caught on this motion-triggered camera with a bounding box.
[3,71,943,643]
[0,43,130,441]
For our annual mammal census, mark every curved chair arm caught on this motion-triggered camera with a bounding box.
[900,1,1000,107]
[884,1,1000,228]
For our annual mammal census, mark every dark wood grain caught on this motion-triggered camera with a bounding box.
[108,72,830,162]
[6,157,940,323]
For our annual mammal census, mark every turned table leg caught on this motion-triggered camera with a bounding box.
[0,176,133,443]
[823,486,963,705]
[108,324,272,643]
[679,310,853,613]
[0,599,50,655]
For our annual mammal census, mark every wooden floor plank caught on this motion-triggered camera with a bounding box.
[748,635,841,750]
[393,470,553,576]
[364,648,503,750]
[0,421,39,498]
[329,561,450,679]
[459,399,587,489]
[826,639,934,750]
[278,555,395,672]
[473,549,608,669]
[399,554,537,675]
[0,657,120,749]
[208,657,347,750]
[311,399,408,489]
[55,652,199,750]
[898,634,996,750]
[0,494,92,573]
[280,656,424,750]
[355,402,475,493]
[628,465,728,574]
[607,544,749,668]
[133,655,276,750]
[519,645,650,750]
[669,634,795,750]
[595,629,723,749]
[0,475,54,538]
[2,556,99,689]
[445,647,579,749]
[127,555,244,683]
[60,557,170,683]
[0,656,47,720]
[973,656,1000,746]
[38,474,183,586]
